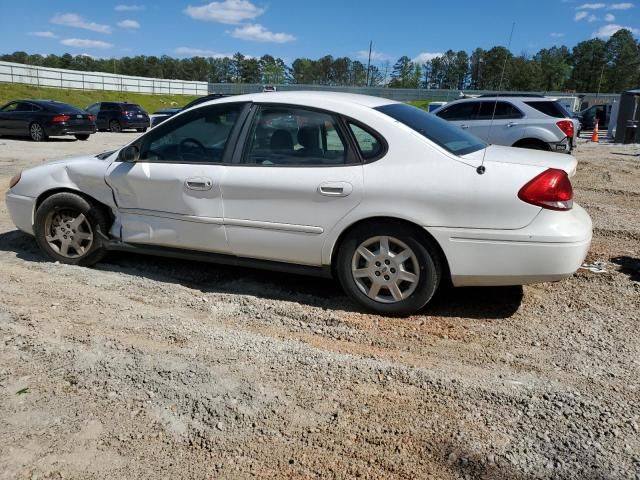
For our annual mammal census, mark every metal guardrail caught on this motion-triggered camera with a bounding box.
[0,61,208,96]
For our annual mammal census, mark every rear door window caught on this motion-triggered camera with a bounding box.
[476,101,523,120]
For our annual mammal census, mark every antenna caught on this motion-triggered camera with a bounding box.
[479,22,516,175]
[366,40,373,87]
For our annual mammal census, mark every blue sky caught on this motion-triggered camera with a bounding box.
[1,0,638,66]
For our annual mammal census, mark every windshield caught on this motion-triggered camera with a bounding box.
[375,103,486,156]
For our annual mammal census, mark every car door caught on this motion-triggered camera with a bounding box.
[221,104,364,266]
[96,103,111,130]
[0,102,18,134]
[435,101,479,133]
[468,101,526,146]
[105,102,249,252]
[0,101,30,135]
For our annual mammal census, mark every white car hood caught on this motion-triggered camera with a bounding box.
[461,145,578,177]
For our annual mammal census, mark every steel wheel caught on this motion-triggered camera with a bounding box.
[109,120,121,133]
[43,209,94,258]
[30,123,45,141]
[351,235,420,304]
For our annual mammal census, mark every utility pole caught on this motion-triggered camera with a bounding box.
[365,40,372,87]
[596,63,605,99]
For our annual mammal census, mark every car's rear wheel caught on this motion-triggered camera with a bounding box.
[29,122,47,142]
[34,192,109,266]
[336,222,441,315]
[109,120,122,133]
[75,134,90,141]
[137,127,147,132]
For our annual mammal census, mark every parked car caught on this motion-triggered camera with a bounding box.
[149,95,230,127]
[427,101,447,112]
[433,96,577,153]
[0,99,96,141]
[151,108,181,128]
[6,92,592,315]
[579,103,612,130]
[86,102,150,132]
[263,85,277,92]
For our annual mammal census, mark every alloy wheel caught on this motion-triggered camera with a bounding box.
[44,209,94,258]
[30,123,44,141]
[351,235,420,304]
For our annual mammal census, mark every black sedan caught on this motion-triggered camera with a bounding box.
[0,99,96,141]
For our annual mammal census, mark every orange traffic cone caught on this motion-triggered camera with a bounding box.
[591,119,599,142]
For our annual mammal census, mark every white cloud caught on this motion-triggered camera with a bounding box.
[117,19,140,29]
[174,47,234,58]
[608,2,634,9]
[593,23,640,37]
[61,38,113,49]
[184,0,264,24]
[587,14,599,21]
[50,13,111,34]
[115,4,145,11]
[356,50,391,61]
[550,32,566,37]
[576,2,605,8]
[412,52,444,64]
[604,13,616,20]
[29,31,58,38]
[231,24,295,43]
[575,10,589,20]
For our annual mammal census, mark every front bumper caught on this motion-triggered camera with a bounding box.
[427,204,592,287]
[6,192,36,235]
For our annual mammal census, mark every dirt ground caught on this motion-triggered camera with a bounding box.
[0,133,638,480]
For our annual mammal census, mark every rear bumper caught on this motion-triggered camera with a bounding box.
[428,204,592,287]
[6,192,36,235]
[121,118,150,129]
[46,124,97,136]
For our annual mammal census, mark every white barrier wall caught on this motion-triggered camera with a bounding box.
[0,61,208,96]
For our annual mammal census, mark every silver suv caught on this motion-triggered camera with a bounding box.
[433,96,576,153]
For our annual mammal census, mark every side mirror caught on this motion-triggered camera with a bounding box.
[121,145,140,162]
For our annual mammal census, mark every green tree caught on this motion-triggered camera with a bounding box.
[604,29,640,93]
[389,56,413,88]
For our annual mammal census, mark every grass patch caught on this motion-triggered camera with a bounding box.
[0,82,200,113]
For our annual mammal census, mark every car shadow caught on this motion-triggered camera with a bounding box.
[0,135,78,143]
[0,229,523,319]
[611,256,640,282]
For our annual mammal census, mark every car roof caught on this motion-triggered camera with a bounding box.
[194,91,399,110]
[454,96,555,102]
[13,99,78,110]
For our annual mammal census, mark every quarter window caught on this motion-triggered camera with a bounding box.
[139,104,243,163]
[243,106,347,166]
[348,123,383,160]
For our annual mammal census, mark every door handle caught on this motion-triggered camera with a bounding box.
[460,124,470,129]
[318,182,353,197]
[506,122,519,128]
[185,177,213,191]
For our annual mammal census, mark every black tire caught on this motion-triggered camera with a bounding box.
[109,120,122,133]
[137,127,147,133]
[513,141,550,151]
[336,221,442,316]
[29,122,47,142]
[34,192,109,267]
[75,134,90,141]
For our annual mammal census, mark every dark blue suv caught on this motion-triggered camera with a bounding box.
[86,102,150,132]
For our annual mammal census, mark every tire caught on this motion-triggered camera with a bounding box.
[336,221,441,316]
[109,120,122,133]
[513,141,550,151]
[137,127,147,133]
[29,122,47,142]
[75,134,90,141]
[34,192,109,267]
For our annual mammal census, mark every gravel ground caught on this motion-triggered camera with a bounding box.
[0,133,639,479]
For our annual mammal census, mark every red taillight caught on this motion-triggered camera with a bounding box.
[88,115,96,121]
[556,120,574,138]
[52,115,71,123]
[518,168,573,211]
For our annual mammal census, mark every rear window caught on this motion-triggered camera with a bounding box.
[376,103,486,156]
[123,104,144,112]
[525,101,569,119]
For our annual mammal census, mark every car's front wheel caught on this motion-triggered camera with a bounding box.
[75,134,90,141]
[109,120,122,133]
[34,192,109,266]
[137,127,147,132]
[336,222,441,315]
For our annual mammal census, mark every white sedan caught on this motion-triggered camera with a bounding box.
[5,92,592,315]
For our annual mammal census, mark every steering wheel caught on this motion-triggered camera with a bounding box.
[178,137,207,161]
